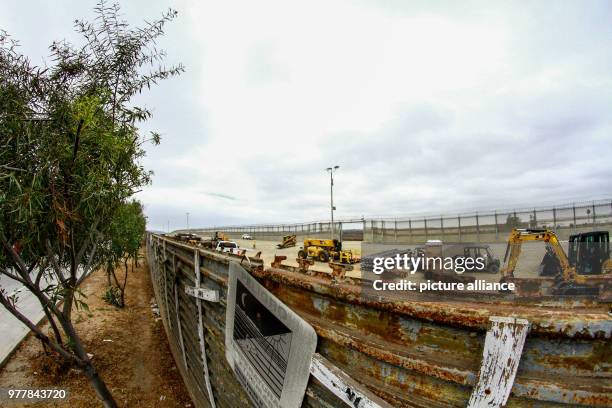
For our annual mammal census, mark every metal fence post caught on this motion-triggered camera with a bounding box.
[552,207,557,233]
[174,275,188,369]
[362,219,366,242]
[458,216,462,242]
[408,219,412,241]
[572,204,577,232]
[164,250,172,327]
[394,220,397,242]
[476,213,480,243]
[440,216,444,240]
[494,211,499,241]
[424,218,428,241]
[194,249,216,408]
[371,220,375,242]
[592,202,596,231]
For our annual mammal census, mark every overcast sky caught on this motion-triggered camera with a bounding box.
[2,0,611,231]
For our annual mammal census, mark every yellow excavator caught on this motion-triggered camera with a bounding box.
[501,228,612,297]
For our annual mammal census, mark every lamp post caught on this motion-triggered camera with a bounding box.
[186,212,190,230]
[326,166,339,239]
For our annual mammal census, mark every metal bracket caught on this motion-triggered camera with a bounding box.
[329,262,352,283]
[296,258,314,273]
[271,255,287,268]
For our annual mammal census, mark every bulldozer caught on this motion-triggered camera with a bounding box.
[500,228,612,297]
[297,238,359,264]
[277,235,297,249]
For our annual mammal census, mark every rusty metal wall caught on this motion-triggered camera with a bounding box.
[147,233,611,408]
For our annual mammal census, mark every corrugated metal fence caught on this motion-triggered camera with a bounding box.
[147,233,251,407]
[146,232,611,408]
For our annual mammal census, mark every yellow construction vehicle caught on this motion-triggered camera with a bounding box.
[277,235,297,249]
[297,238,358,264]
[501,228,611,296]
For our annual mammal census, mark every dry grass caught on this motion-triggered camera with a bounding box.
[0,258,192,408]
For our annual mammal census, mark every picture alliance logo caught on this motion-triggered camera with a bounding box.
[372,255,487,274]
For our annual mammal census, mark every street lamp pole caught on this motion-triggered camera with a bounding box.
[186,212,190,230]
[326,166,339,239]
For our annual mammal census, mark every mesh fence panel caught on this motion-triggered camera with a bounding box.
[194,199,612,244]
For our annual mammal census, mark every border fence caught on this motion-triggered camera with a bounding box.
[192,199,612,244]
[146,232,611,408]
[146,233,394,408]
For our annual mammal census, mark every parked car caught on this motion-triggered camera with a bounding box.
[215,240,245,255]
[241,234,253,240]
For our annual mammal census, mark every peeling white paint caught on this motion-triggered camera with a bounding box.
[468,316,530,408]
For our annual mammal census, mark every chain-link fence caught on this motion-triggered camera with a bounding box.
[192,199,612,244]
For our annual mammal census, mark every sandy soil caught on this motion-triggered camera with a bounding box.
[234,238,549,282]
[0,259,192,407]
[235,238,363,277]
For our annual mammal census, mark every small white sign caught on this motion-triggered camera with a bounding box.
[185,286,219,302]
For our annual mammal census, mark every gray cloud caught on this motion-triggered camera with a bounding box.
[206,192,238,201]
[2,0,611,231]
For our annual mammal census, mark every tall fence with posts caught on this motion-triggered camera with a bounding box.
[192,199,612,244]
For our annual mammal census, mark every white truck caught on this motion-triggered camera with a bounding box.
[215,241,245,255]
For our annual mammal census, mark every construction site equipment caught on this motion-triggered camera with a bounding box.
[277,234,297,249]
[568,231,611,275]
[200,231,230,249]
[174,233,202,246]
[298,238,359,264]
[446,244,501,273]
[501,228,612,296]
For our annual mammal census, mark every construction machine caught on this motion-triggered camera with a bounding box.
[200,231,230,249]
[297,238,359,264]
[500,228,611,297]
[174,233,202,246]
[277,235,297,249]
[568,231,611,275]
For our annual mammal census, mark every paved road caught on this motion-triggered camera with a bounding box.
[0,269,84,367]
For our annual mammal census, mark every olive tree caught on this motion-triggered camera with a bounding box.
[102,200,146,308]
[0,2,182,406]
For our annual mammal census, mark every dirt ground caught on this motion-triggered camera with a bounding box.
[233,238,547,282]
[0,259,192,407]
[234,238,363,277]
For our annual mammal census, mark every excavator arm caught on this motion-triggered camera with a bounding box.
[502,229,583,283]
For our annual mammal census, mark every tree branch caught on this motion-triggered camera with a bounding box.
[0,292,81,367]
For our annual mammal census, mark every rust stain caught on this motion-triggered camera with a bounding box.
[149,234,612,407]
